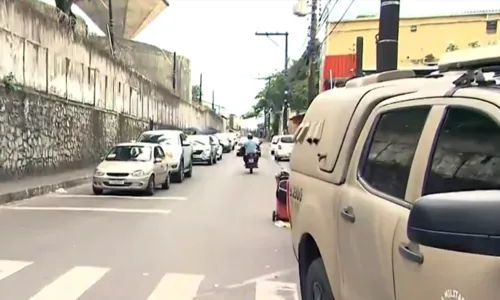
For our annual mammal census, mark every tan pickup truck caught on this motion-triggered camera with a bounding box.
[289,45,500,300]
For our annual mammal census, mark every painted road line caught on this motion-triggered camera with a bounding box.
[224,268,296,290]
[0,206,172,214]
[0,260,33,281]
[29,266,109,300]
[52,194,188,201]
[255,281,299,300]
[147,273,204,300]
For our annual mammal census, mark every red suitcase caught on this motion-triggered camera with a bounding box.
[272,171,290,222]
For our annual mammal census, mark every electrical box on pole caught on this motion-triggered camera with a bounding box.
[293,0,308,17]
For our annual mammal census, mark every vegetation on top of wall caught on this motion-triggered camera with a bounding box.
[54,0,75,15]
[2,72,17,94]
[191,85,202,103]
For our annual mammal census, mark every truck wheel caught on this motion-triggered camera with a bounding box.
[304,258,335,300]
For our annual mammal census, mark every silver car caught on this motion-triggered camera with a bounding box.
[188,135,218,165]
[92,143,170,196]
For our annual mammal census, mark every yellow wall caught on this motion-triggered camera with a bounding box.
[325,14,500,69]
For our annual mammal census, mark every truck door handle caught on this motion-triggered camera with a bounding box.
[398,243,424,264]
[340,206,355,223]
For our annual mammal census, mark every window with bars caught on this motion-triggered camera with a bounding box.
[486,20,497,34]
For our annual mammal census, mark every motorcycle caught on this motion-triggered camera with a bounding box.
[245,152,258,174]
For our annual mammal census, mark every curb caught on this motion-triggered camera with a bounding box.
[0,176,92,205]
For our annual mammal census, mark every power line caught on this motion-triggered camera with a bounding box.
[294,0,353,75]
[317,0,339,36]
[318,0,334,22]
[266,36,283,51]
[319,0,356,46]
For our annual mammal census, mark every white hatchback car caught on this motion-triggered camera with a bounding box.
[274,135,294,161]
[270,135,283,156]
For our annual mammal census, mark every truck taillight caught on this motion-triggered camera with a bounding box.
[286,181,292,228]
[278,145,282,150]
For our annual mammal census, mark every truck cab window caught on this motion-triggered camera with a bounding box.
[423,107,500,195]
[360,106,431,199]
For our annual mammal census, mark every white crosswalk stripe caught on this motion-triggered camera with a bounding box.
[147,273,204,300]
[29,266,109,300]
[0,259,299,300]
[0,260,33,281]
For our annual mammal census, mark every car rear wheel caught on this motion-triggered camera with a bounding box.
[304,258,334,300]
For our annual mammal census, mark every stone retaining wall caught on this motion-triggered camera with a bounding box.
[0,85,153,180]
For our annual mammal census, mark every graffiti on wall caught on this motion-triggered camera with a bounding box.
[402,40,499,66]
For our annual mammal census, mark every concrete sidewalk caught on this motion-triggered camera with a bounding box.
[0,168,94,205]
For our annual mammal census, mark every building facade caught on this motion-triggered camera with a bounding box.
[321,10,500,90]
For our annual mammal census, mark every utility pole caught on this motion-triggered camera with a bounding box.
[308,0,319,105]
[107,0,115,55]
[376,0,400,72]
[211,90,215,110]
[255,32,289,135]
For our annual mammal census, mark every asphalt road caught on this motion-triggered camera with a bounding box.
[0,147,298,300]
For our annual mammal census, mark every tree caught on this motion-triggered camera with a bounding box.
[191,85,201,103]
[244,46,319,122]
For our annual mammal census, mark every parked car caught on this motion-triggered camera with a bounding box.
[216,133,232,153]
[289,49,500,300]
[270,135,282,156]
[211,135,224,160]
[274,135,294,161]
[188,135,218,165]
[93,142,170,196]
[136,130,193,183]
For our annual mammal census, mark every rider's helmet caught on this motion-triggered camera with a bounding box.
[247,133,253,140]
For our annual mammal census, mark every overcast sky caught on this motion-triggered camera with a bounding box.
[42,0,499,122]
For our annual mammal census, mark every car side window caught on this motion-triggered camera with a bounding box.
[423,107,500,195]
[153,147,161,158]
[156,146,165,158]
[359,106,431,199]
[179,134,185,145]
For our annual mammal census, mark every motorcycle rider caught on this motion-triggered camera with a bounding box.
[242,133,259,165]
